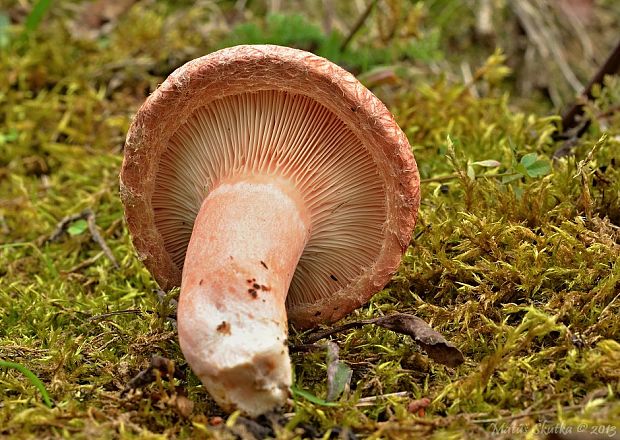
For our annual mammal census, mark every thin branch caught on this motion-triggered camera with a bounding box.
[0,212,9,234]
[88,309,145,322]
[48,211,88,242]
[47,208,119,268]
[558,38,620,137]
[420,172,518,184]
[289,343,323,353]
[303,318,377,344]
[472,403,586,424]
[512,0,583,93]
[339,0,377,52]
[62,251,104,274]
[85,209,119,268]
[355,391,409,407]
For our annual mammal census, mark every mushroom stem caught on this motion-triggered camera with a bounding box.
[177,176,311,416]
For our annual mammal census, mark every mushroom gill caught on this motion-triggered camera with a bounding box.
[152,90,386,307]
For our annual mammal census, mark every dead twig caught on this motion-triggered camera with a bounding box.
[475,0,495,44]
[0,212,9,235]
[47,208,119,268]
[460,61,479,98]
[339,0,377,52]
[299,313,465,368]
[48,211,87,242]
[355,391,409,407]
[555,38,620,146]
[420,172,519,184]
[572,133,606,220]
[85,210,118,268]
[121,355,185,396]
[512,0,583,95]
[88,309,145,322]
[471,403,587,424]
[62,251,104,274]
[289,343,322,353]
[322,0,334,35]
[303,319,371,344]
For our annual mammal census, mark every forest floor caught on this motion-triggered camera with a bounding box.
[1,1,619,439]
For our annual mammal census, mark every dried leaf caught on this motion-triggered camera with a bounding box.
[302,313,465,368]
[374,314,465,368]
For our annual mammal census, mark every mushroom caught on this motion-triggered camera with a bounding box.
[120,45,420,416]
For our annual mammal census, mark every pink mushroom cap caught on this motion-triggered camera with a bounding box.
[120,44,420,330]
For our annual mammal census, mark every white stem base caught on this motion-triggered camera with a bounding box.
[177,177,310,416]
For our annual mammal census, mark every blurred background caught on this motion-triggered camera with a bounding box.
[3,1,620,111]
[1,0,619,181]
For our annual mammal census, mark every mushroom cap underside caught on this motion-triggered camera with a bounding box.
[120,44,420,328]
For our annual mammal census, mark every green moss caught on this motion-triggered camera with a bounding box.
[1,1,619,439]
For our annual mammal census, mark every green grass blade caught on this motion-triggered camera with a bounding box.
[23,0,53,35]
[291,385,339,407]
[0,360,53,408]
